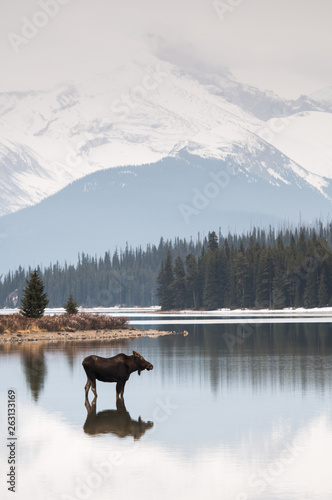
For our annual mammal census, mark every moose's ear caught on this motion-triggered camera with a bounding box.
[133,350,140,357]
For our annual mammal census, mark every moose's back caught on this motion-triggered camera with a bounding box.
[82,354,130,382]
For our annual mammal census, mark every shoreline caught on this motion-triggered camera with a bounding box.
[0,327,188,344]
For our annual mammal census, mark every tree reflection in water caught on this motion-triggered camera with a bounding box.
[21,346,47,401]
[3,322,332,405]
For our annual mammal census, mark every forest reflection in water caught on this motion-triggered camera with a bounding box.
[1,321,332,402]
[1,321,332,500]
[164,321,332,393]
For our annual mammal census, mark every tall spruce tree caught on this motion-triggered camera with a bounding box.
[303,267,318,308]
[318,269,329,307]
[19,270,49,318]
[203,251,221,310]
[272,267,286,309]
[235,248,249,308]
[185,253,199,309]
[173,256,186,309]
[157,251,175,310]
[208,231,219,252]
[255,249,272,308]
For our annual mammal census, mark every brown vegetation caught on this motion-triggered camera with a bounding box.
[0,313,128,334]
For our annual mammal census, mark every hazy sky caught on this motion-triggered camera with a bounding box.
[1,0,331,98]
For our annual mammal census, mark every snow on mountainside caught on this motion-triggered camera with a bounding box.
[0,53,332,217]
[257,111,332,181]
[0,55,260,215]
[310,86,332,109]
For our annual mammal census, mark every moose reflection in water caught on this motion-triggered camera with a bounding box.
[84,397,154,440]
[82,350,153,400]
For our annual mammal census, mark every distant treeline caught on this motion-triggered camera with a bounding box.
[1,223,332,309]
[157,226,332,310]
[0,238,202,308]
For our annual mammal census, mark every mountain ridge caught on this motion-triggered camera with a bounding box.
[0,55,331,216]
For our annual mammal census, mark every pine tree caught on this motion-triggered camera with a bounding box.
[157,251,175,310]
[64,294,79,314]
[272,267,286,309]
[173,256,186,309]
[224,245,237,307]
[255,249,272,308]
[185,253,199,309]
[297,229,307,258]
[241,238,256,308]
[196,249,206,308]
[156,262,165,307]
[19,270,49,318]
[203,251,221,309]
[303,267,318,308]
[318,270,329,307]
[235,250,249,308]
[208,231,219,252]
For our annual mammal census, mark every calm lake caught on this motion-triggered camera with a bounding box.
[1,318,332,500]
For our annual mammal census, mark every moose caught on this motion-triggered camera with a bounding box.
[82,350,153,400]
[84,397,154,440]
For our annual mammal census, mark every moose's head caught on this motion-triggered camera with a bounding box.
[133,350,153,375]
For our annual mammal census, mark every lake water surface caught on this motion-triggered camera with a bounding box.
[1,319,332,500]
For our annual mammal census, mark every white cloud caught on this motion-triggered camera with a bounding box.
[1,401,332,500]
[0,0,331,97]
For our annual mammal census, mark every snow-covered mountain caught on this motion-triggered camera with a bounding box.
[1,54,331,217]
[257,111,332,181]
[0,54,332,273]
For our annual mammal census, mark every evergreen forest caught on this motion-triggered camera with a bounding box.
[1,223,332,310]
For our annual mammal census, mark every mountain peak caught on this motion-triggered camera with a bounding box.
[0,58,331,218]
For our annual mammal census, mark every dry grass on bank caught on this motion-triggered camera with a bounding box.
[0,313,128,334]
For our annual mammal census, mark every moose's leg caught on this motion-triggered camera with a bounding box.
[121,380,127,399]
[116,397,126,411]
[116,380,125,399]
[85,396,91,413]
[91,378,97,398]
[116,381,122,398]
[85,377,92,398]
